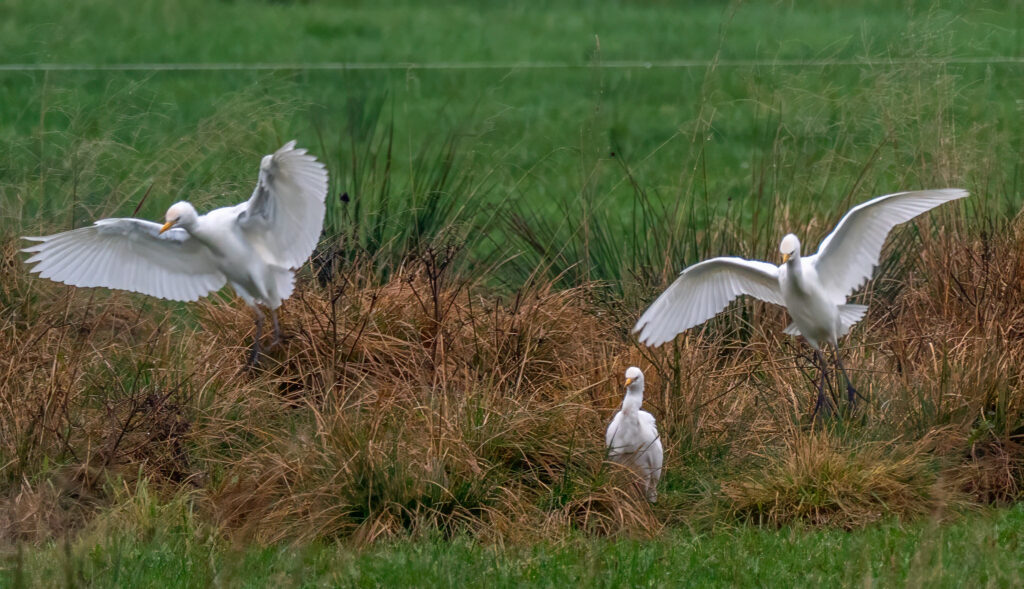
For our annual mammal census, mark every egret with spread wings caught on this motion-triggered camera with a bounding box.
[633,189,968,414]
[23,141,329,366]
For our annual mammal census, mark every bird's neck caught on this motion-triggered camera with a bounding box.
[177,216,199,234]
[621,390,644,415]
[786,255,806,288]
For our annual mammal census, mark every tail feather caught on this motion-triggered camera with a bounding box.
[270,266,295,308]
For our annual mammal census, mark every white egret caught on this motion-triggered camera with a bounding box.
[633,189,968,414]
[606,367,663,502]
[23,140,329,366]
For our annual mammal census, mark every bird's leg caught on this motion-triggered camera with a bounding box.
[811,349,829,420]
[835,352,865,407]
[268,308,284,349]
[247,308,265,368]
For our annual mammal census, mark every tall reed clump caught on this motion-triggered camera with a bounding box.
[192,247,667,542]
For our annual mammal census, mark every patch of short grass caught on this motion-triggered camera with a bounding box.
[5,504,1024,588]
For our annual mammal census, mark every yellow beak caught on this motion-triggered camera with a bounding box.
[624,377,634,386]
[159,220,176,234]
[781,253,790,263]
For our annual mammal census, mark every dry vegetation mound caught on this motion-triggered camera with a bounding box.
[4,214,1024,544]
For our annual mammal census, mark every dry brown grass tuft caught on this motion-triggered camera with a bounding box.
[547,484,663,539]
[954,439,1024,504]
[720,432,948,528]
[183,252,639,543]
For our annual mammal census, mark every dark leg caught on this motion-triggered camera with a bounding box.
[835,352,865,407]
[268,308,283,349]
[247,309,264,368]
[811,349,830,420]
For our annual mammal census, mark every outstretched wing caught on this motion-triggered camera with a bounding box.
[812,189,968,301]
[23,219,226,302]
[235,141,329,269]
[633,257,784,347]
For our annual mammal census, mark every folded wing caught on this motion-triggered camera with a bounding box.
[23,219,226,302]
[633,257,784,347]
[639,411,663,470]
[235,141,329,269]
[605,413,622,450]
[812,189,968,301]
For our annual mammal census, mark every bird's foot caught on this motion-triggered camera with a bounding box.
[245,341,262,370]
[853,384,870,404]
[267,334,285,351]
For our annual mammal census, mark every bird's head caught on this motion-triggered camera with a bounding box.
[624,366,645,392]
[779,233,801,263]
[160,202,198,234]
[260,154,275,172]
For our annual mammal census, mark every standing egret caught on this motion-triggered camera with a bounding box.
[633,189,968,414]
[23,141,329,366]
[606,367,663,502]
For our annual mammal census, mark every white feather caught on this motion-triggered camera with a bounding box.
[23,219,225,302]
[811,189,968,302]
[633,257,784,347]
[633,189,967,350]
[23,141,329,316]
[236,140,330,269]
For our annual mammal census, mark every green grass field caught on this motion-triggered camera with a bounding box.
[4,0,1023,231]
[7,502,1024,587]
[5,1,1024,586]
